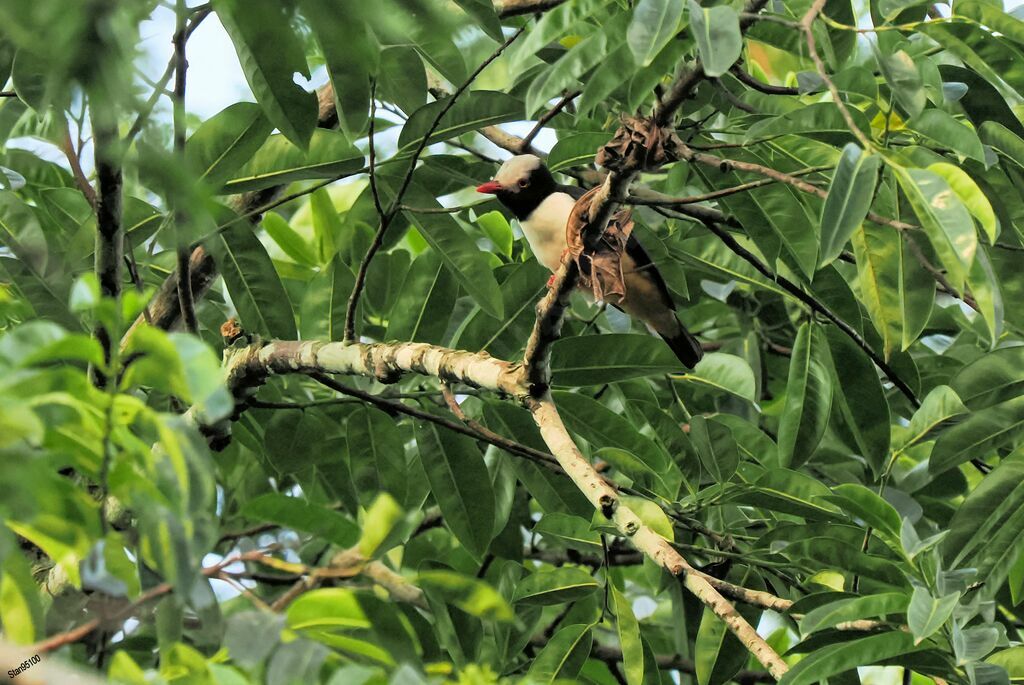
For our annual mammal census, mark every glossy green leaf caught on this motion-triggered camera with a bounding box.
[681,352,757,402]
[899,384,968,450]
[907,109,985,163]
[414,420,495,559]
[385,251,457,345]
[528,623,593,683]
[214,0,318,148]
[949,346,1024,410]
[398,91,523,150]
[876,49,926,117]
[689,414,739,483]
[262,212,317,266]
[222,130,365,194]
[551,334,686,385]
[612,584,644,685]
[688,0,741,77]
[241,494,358,548]
[533,513,602,552]
[823,483,901,538]
[930,395,1024,474]
[417,570,514,622]
[547,132,615,173]
[778,632,917,685]
[397,183,503,320]
[799,592,909,636]
[694,606,727,685]
[209,220,297,339]
[894,165,977,289]
[513,567,599,605]
[476,210,513,258]
[778,323,833,468]
[851,223,902,359]
[746,103,872,142]
[628,0,684,67]
[186,102,272,188]
[908,586,959,643]
[928,162,997,244]
[819,144,880,267]
[526,30,609,116]
[824,326,891,474]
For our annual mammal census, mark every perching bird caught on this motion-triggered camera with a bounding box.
[476,154,703,368]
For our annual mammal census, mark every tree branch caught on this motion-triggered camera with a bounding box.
[173,0,198,335]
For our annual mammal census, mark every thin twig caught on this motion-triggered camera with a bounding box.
[521,89,581,152]
[343,25,527,342]
[125,8,211,146]
[730,65,800,95]
[61,125,96,208]
[801,0,873,150]
[628,165,831,206]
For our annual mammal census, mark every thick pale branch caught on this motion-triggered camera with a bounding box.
[523,394,789,677]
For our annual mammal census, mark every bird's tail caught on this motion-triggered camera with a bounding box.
[658,315,703,369]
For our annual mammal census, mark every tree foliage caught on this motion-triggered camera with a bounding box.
[3,0,1024,683]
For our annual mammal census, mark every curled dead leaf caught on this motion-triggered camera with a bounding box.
[565,186,635,304]
[595,114,682,173]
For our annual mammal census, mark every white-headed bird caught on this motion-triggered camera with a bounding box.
[477,154,703,368]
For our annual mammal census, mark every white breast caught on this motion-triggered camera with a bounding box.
[519,192,576,272]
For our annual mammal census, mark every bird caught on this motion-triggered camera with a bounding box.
[476,154,704,368]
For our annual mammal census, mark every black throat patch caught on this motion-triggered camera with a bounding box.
[494,165,559,220]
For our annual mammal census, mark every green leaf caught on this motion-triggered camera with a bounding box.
[819,144,880,267]
[906,109,985,163]
[299,0,377,137]
[222,130,365,194]
[689,415,739,483]
[214,0,318,148]
[186,102,272,188]
[612,584,644,685]
[778,632,917,685]
[398,91,523,150]
[628,0,684,67]
[547,132,615,173]
[746,103,872,142]
[262,212,317,266]
[526,30,610,116]
[681,353,757,402]
[346,407,408,506]
[876,49,926,117]
[287,588,369,630]
[907,586,959,643]
[553,391,672,475]
[397,184,503,320]
[551,334,687,386]
[417,570,514,622]
[694,607,727,685]
[414,420,495,559]
[900,384,968,449]
[476,210,513,258]
[778,323,834,468]
[824,326,891,474]
[851,223,903,359]
[966,246,1004,345]
[528,623,593,683]
[943,450,1024,586]
[513,567,599,605]
[930,395,1024,475]
[384,251,457,345]
[533,513,602,552]
[799,593,909,636]
[241,494,358,548]
[894,165,977,289]
[0,552,44,643]
[823,483,901,538]
[949,346,1024,410]
[688,0,741,78]
[928,162,997,244]
[209,219,297,339]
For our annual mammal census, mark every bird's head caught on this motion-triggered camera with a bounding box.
[476,154,558,220]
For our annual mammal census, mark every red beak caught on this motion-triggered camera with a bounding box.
[476,180,502,194]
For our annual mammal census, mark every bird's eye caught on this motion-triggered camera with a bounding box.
[518,178,529,188]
